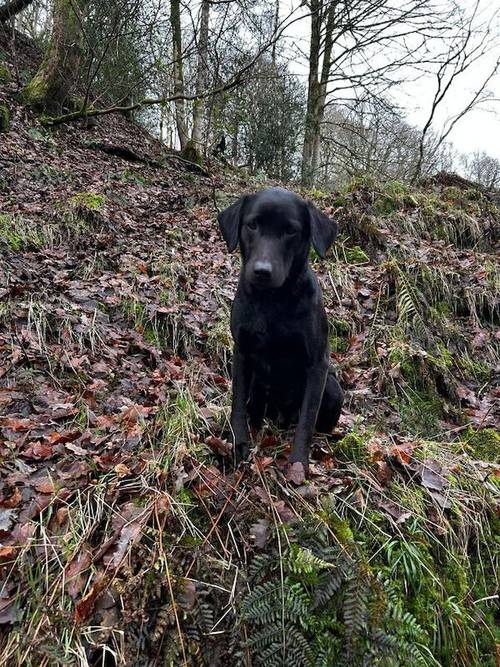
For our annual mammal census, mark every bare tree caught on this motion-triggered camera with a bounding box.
[413,0,500,182]
[23,0,90,111]
[320,99,455,185]
[191,0,210,156]
[462,150,500,189]
[0,0,34,24]
[170,0,189,151]
[299,0,450,186]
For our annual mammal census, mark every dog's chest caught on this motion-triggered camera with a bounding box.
[237,302,306,358]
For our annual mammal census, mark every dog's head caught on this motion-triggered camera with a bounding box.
[218,187,337,289]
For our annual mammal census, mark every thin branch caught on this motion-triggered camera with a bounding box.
[0,0,34,22]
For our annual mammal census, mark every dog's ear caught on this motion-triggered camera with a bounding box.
[218,195,248,252]
[308,203,337,258]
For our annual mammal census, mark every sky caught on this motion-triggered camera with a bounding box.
[280,0,500,161]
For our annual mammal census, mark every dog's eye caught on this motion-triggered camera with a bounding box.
[285,227,297,236]
[247,220,258,231]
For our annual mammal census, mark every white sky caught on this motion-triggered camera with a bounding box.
[280,0,500,161]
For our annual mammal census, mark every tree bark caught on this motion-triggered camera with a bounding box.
[301,1,335,186]
[22,0,89,112]
[301,0,321,186]
[0,0,34,23]
[170,0,189,151]
[191,0,210,156]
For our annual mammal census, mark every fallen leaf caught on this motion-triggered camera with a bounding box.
[178,579,197,611]
[273,500,295,523]
[205,435,232,456]
[32,477,56,494]
[114,463,130,477]
[65,546,92,598]
[286,462,306,485]
[0,509,16,532]
[0,596,18,625]
[419,459,447,492]
[249,518,270,548]
[391,442,415,465]
[378,498,411,524]
[375,461,392,485]
[0,486,22,508]
[23,441,53,459]
[103,521,144,567]
[75,575,108,624]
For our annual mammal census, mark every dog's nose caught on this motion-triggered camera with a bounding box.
[253,261,273,281]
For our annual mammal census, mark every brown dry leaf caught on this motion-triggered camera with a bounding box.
[103,521,144,567]
[65,546,92,598]
[378,498,411,524]
[54,507,69,527]
[420,459,447,492]
[0,596,18,624]
[120,404,153,424]
[1,417,32,432]
[65,442,88,456]
[375,461,392,485]
[286,462,306,485]
[260,434,279,448]
[391,442,415,465]
[44,429,80,445]
[249,518,270,548]
[74,575,109,624]
[114,463,130,477]
[24,441,53,459]
[367,437,386,463]
[0,546,16,561]
[32,478,56,494]
[95,414,116,430]
[178,579,197,611]
[253,456,274,472]
[273,500,295,523]
[0,486,22,508]
[205,435,232,456]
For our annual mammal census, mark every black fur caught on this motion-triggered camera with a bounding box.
[218,187,344,470]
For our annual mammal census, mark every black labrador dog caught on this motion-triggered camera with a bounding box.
[218,187,343,472]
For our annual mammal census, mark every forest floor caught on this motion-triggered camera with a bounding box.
[1,29,499,667]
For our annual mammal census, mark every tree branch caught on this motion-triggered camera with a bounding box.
[0,0,34,23]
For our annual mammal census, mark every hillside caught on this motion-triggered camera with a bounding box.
[1,30,499,667]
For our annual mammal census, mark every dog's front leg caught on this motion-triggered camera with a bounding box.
[289,359,329,470]
[231,346,251,463]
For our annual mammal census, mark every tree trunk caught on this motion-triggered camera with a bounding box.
[271,0,279,65]
[0,0,34,23]
[170,0,189,152]
[191,0,209,156]
[22,0,89,112]
[301,1,335,186]
[301,0,321,186]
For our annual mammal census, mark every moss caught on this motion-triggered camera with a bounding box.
[0,214,45,251]
[462,428,500,463]
[0,102,10,132]
[0,63,12,83]
[335,429,370,463]
[392,390,443,438]
[457,356,491,383]
[329,335,349,353]
[181,140,203,166]
[22,74,49,108]
[329,318,352,351]
[344,245,370,264]
[331,318,351,336]
[68,192,105,211]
